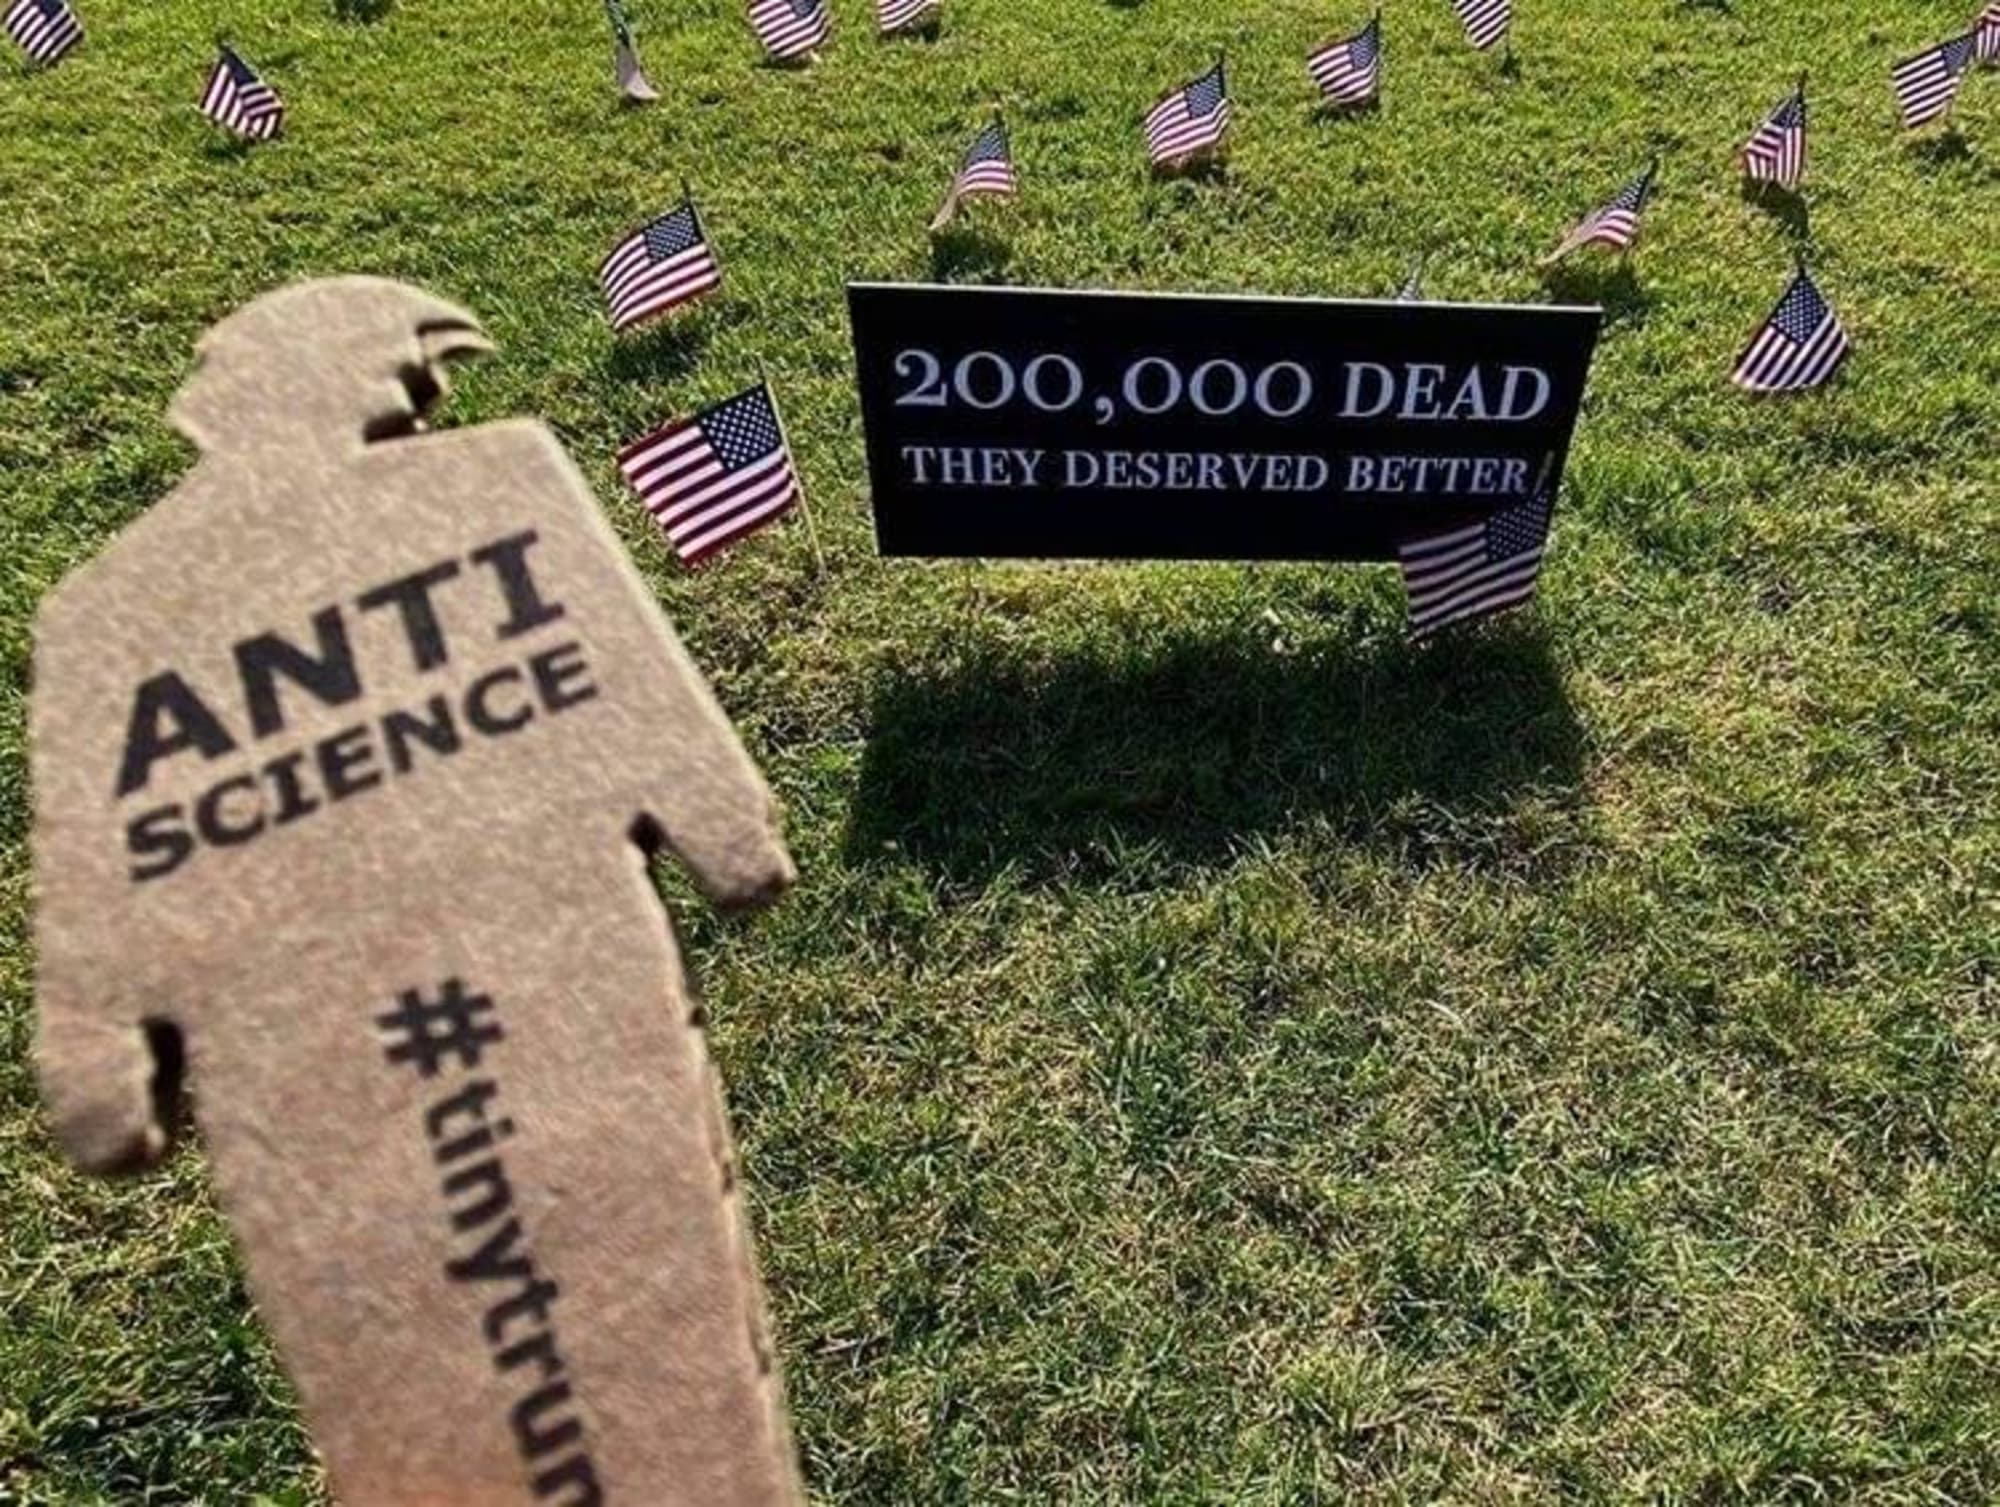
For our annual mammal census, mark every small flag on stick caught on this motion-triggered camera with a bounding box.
[199,46,285,142]
[1543,160,1656,264]
[1891,32,1975,128]
[1399,459,1554,639]
[5,0,82,66]
[1395,257,1426,301]
[1308,12,1381,105]
[749,0,829,62]
[1976,2,2000,62]
[1730,268,1851,394]
[618,384,803,566]
[607,0,659,102]
[931,119,1018,232]
[877,0,937,35]
[1145,60,1230,170]
[599,199,722,333]
[1452,0,1510,52]
[1739,79,1806,190]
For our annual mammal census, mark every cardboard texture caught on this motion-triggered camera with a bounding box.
[31,278,804,1507]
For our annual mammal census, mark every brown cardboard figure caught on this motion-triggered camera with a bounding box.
[31,278,803,1507]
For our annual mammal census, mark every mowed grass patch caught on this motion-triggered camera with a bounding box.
[2,0,1996,1500]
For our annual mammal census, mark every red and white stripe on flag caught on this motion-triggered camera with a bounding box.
[617,385,801,566]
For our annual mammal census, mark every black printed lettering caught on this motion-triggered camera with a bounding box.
[233,606,362,739]
[357,559,461,672]
[471,531,566,640]
[116,672,238,797]
[126,805,195,882]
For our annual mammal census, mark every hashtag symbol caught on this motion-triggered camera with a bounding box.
[375,978,504,1077]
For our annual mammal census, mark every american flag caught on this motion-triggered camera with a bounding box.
[1145,62,1230,168]
[877,0,936,34]
[1978,2,2000,62]
[599,201,722,333]
[1544,161,1655,263]
[1891,32,1975,128]
[1731,269,1851,393]
[618,385,801,566]
[1452,0,1509,51]
[749,0,828,62]
[1308,13,1381,105]
[199,46,284,141]
[1740,83,1806,189]
[1399,476,1553,639]
[1394,258,1426,301]
[5,0,82,66]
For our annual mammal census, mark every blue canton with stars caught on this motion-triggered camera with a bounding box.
[965,121,1009,165]
[1772,274,1830,344]
[700,388,784,470]
[1485,489,1553,562]
[1771,91,1805,128]
[1184,64,1226,118]
[1352,18,1380,66]
[643,205,703,262]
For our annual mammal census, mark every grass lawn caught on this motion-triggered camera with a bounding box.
[2,0,1997,1499]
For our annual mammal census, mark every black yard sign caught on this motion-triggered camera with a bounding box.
[847,283,1603,561]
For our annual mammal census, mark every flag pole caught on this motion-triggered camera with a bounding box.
[760,372,827,576]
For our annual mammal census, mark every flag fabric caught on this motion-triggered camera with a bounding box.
[599,201,722,333]
[1977,2,2000,61]
[1395,259,1425,301]
[1891,32,1975,127]
[1145,62,1231,167]
[1740,84,1806,189]
[617,385,801,565]
[877,0,936,34]
[200,47,284,140]
[1544,162,1655,262]
[748,0,828,61]
[1399,481,1554,639]
[1452,0,1510,51]
[950,120,1018,200]
[1307,13,1381,104]
[5,0,82,66]
[1730,269,1851,393]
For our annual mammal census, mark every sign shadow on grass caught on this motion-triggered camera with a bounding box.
[846,622,1584,886]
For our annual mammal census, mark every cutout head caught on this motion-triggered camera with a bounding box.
[168,276,493,457]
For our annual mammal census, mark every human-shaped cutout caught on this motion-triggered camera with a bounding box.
[32,278,803,1506]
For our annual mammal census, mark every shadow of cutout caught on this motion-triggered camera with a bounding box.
[1541,259,1652,326]
[1740,177,1809,241]
[604,310,723,383]
[847,623,1584,887]
[1499,51,1523,80]
[332,0,394,20]
[929,225,1011,281]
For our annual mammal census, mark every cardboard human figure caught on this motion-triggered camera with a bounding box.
[31,278,802,1507]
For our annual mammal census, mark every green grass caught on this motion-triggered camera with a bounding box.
[3,0,1997,1500]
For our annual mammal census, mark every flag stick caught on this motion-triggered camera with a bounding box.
[761,375,826,576]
